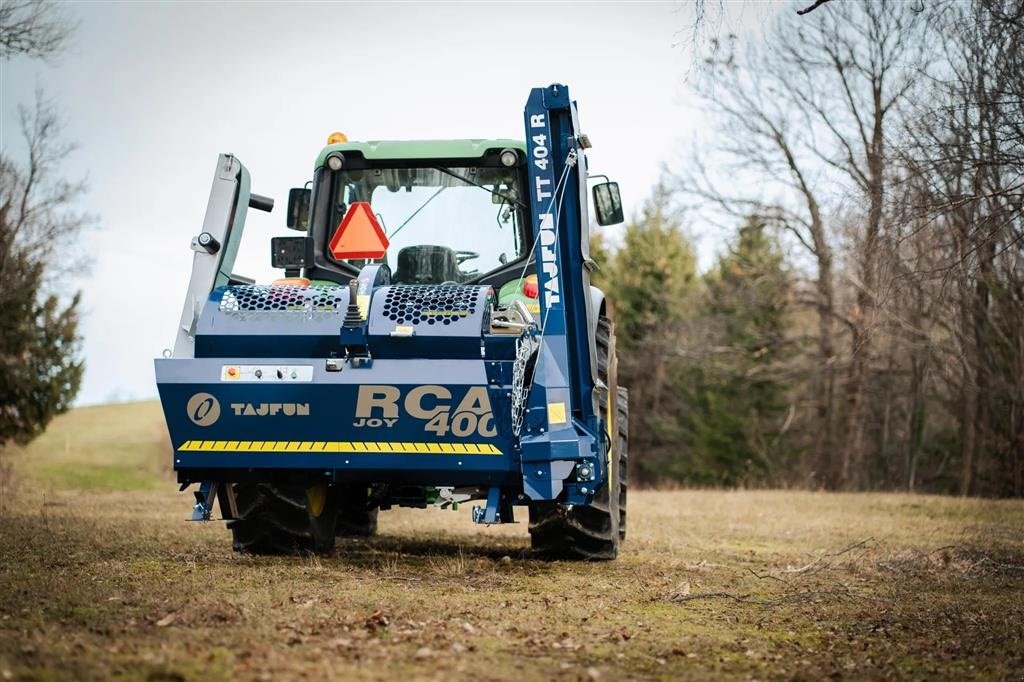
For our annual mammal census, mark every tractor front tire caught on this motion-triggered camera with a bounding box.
[228,482,337,555]
[528,316,624,560]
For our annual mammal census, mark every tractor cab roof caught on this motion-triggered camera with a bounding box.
[314,138,526,169]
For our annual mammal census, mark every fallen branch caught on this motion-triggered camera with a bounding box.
[672,589,844,607]
[746,567,791,585]
[926,545,957,556]
[684,559,729,570]
[633,568,659,600]
[785,537,875,574]
[968,556,1024,573]
[671,591,768,605]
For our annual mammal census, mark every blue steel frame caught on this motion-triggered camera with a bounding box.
[518,84,605,506]
[154,83,610,522]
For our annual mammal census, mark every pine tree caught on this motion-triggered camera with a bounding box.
[603,183,700,482]
[0,259,83,445]
[680,217,794,485]
[610,183,698,352]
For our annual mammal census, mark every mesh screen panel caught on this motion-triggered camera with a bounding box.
[218,285,345,321]
[381,285,481,326]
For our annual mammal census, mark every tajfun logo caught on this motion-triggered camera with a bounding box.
[186,392,221,427]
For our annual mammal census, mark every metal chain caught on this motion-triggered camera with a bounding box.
[511,334,538,437]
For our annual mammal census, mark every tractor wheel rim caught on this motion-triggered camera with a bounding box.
[306,483,327,518]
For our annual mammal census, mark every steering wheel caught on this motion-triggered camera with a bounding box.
[455,250,480,265]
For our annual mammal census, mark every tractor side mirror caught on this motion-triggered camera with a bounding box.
[592,182,624,226]
[286,187,311,231]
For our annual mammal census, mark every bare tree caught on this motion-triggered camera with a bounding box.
[678,33,843,484]
[0,0,72,61]
[682,0,830,75]
[0,92,91,445]
[901,0,1024,496]
[1,91,90,279]
[668,0,1023,496]
[782,0,924,487]
[677,0,927,489]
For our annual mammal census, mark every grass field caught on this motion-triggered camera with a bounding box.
[1,402,1022,680]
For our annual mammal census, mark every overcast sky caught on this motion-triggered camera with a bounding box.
[2,1,770,405]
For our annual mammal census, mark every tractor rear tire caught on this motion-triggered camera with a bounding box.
[335,483,378,537]
[617,386,629,541]
[528,316,622,560]
[228,482,337,555]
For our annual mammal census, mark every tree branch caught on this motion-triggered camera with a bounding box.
[796,0,833,17]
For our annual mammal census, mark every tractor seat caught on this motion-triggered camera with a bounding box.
[391,245,462,285]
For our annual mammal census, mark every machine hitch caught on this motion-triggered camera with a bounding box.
[190,481,238,522]
[471,486,515,524]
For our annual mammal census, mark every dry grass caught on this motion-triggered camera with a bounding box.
[0,403,1022,680]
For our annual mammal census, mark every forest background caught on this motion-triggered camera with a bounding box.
[597,0,1023,497]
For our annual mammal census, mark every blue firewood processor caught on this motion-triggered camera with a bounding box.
[155,83,628,559]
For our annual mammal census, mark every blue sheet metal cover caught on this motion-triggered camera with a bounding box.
[155,354,518,485]
[194,284,350,358]
[366,284,492,358]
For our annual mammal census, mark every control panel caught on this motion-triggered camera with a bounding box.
[220,365,314,382]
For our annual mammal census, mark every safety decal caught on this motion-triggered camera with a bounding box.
[177,440,502,455]
[328,201,389,260]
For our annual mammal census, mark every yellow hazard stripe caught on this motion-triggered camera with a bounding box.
[177,440,502,455]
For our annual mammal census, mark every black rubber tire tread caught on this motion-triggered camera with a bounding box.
[528,316,620,560]
[617,386,629,541]
[228,482,337,555]
[334,483,379,537]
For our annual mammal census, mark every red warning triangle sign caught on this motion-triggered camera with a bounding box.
[328,202,390,260]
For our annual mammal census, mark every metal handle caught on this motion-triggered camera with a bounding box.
[248,193,274,212]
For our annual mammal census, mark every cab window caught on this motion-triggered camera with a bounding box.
[327,166,526,284]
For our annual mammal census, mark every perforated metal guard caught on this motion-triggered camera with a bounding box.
[218,285,345,321]
[381,285,482,326]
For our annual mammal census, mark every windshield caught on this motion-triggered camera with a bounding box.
[327,166,526,284]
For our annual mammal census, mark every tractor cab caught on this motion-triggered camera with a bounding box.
[277,139,533,303]
[274,136,622,313]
